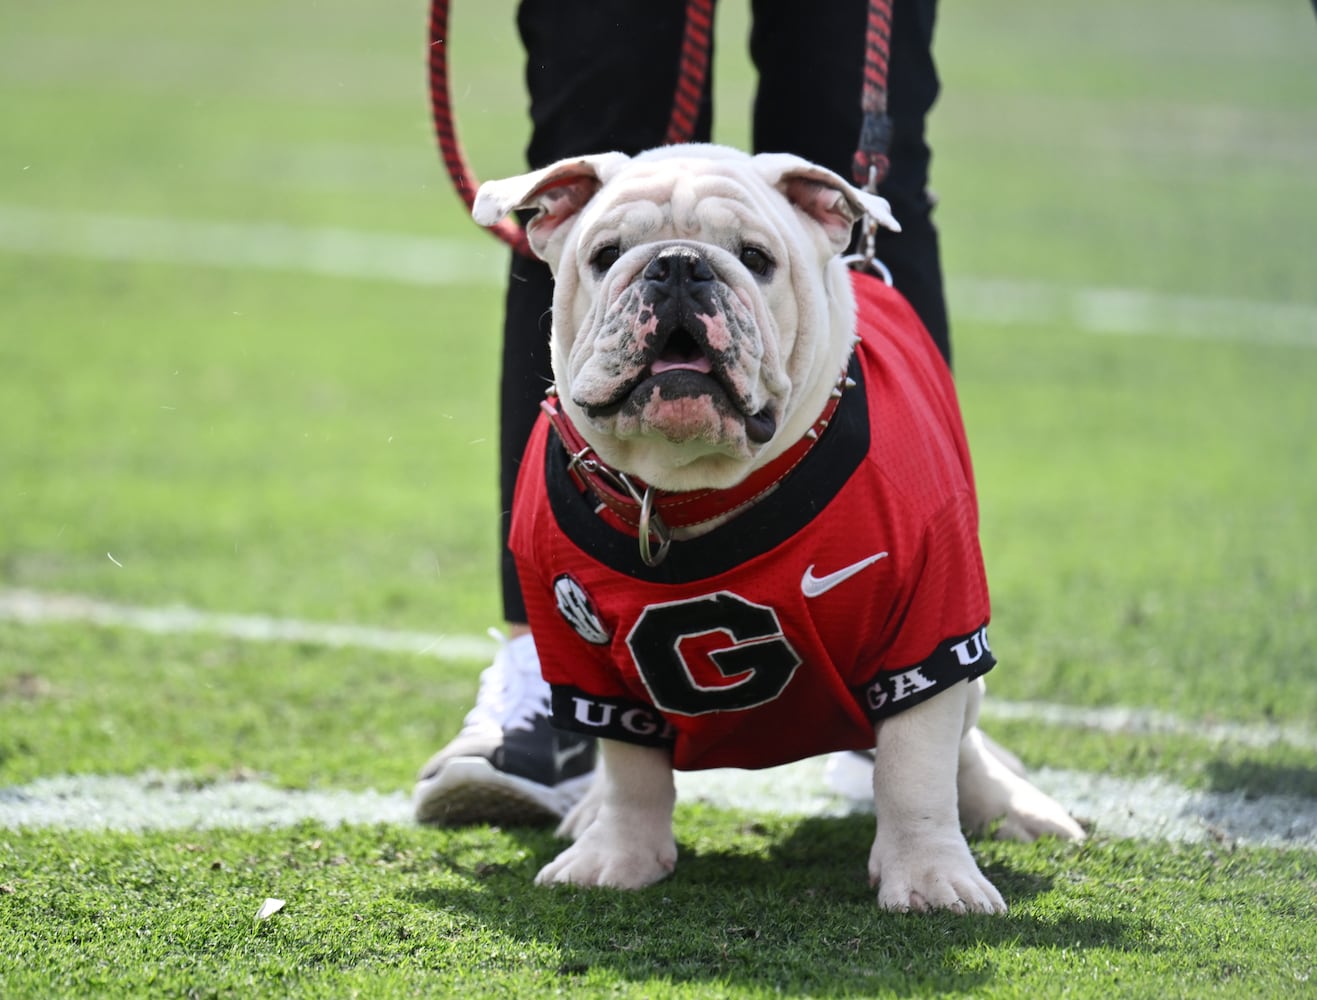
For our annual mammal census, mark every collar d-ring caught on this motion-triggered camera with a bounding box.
[637,485,673,567]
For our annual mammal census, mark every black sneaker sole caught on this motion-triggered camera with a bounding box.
[413,757,594,827]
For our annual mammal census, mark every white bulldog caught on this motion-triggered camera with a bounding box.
[474,144,1084,914]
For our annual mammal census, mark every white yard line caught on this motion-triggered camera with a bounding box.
[1,587,1313,849]
[2,587,1314,754]
[0,587,495,662]
[3,204,1314,346]
[1,765,1312,852]
[0,773,414,832]
[983,699,1317,755]
[0,205,505,288]
[953,277,1317,348]
[680,759,1317,851]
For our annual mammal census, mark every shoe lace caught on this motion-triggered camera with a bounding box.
[461,629,549,734]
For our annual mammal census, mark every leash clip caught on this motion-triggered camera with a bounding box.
[842,235,893,285]
[842,165,894,285]
[842,164,895,283]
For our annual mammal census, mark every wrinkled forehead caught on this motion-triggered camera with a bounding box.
[582,160,776,240]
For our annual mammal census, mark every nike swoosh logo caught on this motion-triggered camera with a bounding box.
[801,552,889,598]
[553,740,590,773]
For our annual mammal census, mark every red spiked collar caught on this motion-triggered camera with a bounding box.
[541,369,852,566]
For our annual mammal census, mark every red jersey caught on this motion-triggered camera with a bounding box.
[510,274,995,771]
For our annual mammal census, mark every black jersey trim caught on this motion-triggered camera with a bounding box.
[550,685,677,748]
[543,352,870,583]
[851,625,997,721]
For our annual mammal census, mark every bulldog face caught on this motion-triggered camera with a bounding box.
[573,239,780,456]
[473,145,898,491]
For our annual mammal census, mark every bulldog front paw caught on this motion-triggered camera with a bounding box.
[535,823,677,889]
[868,833,1006,914]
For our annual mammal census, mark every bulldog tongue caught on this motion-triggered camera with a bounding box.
[650,326,714,375]
[650,355,713,375]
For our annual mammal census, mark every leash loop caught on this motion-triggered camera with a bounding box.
[428,0,531,255]
[847,0,896,283]
[852,0,895,191]
[664,0,715,146]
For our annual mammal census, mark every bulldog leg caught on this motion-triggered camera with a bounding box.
[957,680,1087,842]
[975,727,1027,778]
[554,764,606,842]
[868,681,1007,914]
[535,739,677,889]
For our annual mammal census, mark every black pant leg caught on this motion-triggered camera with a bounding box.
[518,0,713,168]
[499,1,713,622]
[750,0,949,364]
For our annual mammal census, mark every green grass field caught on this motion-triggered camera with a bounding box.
[2,0,1315,996]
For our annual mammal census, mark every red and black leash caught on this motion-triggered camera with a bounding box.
[427,0,893,256]
[426,0,531,256]
[854,0,895,191]
[663,0,716,147]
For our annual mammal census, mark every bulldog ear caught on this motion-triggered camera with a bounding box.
[472,153,630,264]
[754,153,901,253]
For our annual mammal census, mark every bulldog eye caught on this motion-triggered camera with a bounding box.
[591,244,622,274]
[738,245,775,278]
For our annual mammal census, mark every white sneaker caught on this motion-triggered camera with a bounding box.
[413,630,596,826]
[824,749,876,801]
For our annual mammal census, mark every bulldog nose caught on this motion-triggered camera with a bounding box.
[642,247,716,289]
